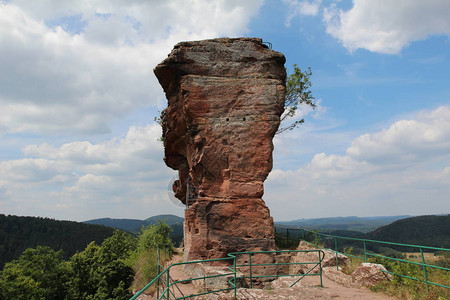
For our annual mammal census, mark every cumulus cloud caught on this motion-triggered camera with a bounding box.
[284,0,322,26]
[347,106,450,165]
[0,0,264,220]
[323,0,450,54]
[1,124,178,220]
[0,1,263,135]
[0,158,72,183]
[266,106,450,219]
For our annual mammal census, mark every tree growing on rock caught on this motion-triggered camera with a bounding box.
[277,64,316,134]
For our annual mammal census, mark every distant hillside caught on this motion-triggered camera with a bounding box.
[366,214,450,249]
[146,214,184,226]
[276,215,411,232]
[84,218,145,233]
[84,214,184,246]
[0,214,116,269]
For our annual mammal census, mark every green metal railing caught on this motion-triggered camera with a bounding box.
[130,256,235,300]
[130,249,325,300]
[231,249,324,289]
[275,227,450,290]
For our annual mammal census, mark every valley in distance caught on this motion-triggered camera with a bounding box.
[1,213,449,270]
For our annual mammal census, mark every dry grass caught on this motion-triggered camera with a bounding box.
[405,252,443,263]
[341,256,365,275]
[131,248,172,295]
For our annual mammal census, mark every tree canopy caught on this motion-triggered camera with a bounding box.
[0,222,175,299]
[0,246,70,300]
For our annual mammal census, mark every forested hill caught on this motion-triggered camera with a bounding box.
[84,214,184,233]
[0,214,116,269]
[84,214,184,246]
[276,215,410,232]
[366,214,450,249]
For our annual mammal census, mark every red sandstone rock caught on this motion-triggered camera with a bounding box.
[351,263,392,287]
[291,241,350,275]
[154,38,286,261]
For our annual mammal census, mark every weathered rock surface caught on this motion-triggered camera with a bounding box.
[291,241,350,274]
[154,38,286,261]
[351,263,392,287]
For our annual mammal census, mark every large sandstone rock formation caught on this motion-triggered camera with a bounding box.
[154,38,286,261]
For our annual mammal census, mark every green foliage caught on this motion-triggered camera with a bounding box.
[131,248,171,293]
[277,64,316,134]
[366,215,450,249]
[0,246,71,300]
[67,231,136,300]
[131,221,174,292]
[0,214,116,269]
[0,218,179,299]
[137,220,174,254]
[0,231,138,300]
[370,256,450,300]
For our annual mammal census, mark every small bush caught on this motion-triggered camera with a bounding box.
[369,256,450,300]
[131,220,174,295]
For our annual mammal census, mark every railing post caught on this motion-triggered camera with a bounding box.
[318,250,323,287]
[249,253,253,288]
[363,241,367,262]
[166,268,170,300]
[334,237,338,270]
[157,247,160,299]
[419,248,429,291]
[233,257,237,300]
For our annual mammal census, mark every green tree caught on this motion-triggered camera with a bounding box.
[277,65,316,134]
[0,214,116,269]
[67,242,101,299]
[0,246,71,300]
[132,221,174,291]
[67,230,136,300]
[137,220,174,254]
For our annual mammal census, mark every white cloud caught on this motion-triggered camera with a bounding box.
[284,0,322,26]
[0,158,72,183]
[0,0,264,220]
[0,1,263,135]
[1,124,179,220]
[323,0,450,54]
[347,106,450,165]
[266,106,450,220]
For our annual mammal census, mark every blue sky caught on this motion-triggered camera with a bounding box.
[0,0,449,222]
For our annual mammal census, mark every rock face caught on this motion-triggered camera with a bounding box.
[154,38,286,261]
